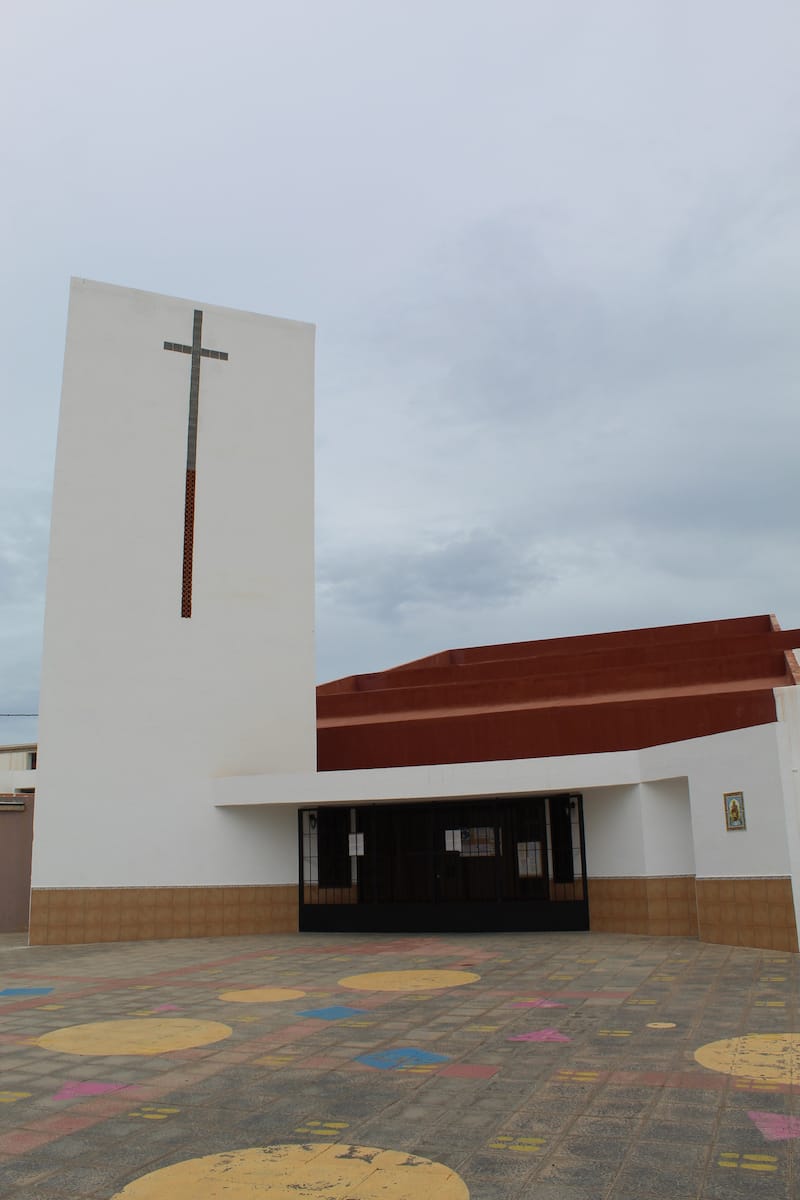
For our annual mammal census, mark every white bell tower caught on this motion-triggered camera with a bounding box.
[31,280,315,940]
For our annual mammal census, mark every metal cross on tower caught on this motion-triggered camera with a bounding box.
[163,309,229,617]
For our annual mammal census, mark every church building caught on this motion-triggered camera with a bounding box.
[26,281,800,954]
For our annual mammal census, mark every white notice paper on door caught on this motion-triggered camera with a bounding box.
[348,833,365,857]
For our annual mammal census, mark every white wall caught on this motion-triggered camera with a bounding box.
[213,721,792,884]
[645,723,791,878]
[773,686,800,935]
[582,785,646,876]
[0,771,36,794]
[581,779,694,878]
[640,779,695,876]
[32,280,315,887]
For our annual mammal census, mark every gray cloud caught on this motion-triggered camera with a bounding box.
[316,180,800,677]
[319,528,551,622]
[4,0,800,702]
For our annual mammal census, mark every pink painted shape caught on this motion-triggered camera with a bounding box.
[51,1081,127,1101]
[508,1029,571,1043]
[152,1004,181,1012]
[511,1000,565,1008]
[748,1111,800,1141]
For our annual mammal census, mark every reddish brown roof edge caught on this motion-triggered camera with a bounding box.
[392,614,775,671]
[770,614,800,684]
[317,688,779,771]
[318,615,799,695]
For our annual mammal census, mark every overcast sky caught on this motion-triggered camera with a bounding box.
[2,1,800,743]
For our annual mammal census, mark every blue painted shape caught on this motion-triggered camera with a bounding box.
[0,987,54,997]
[355,1046,450,1070]
[296,1005,366,1020]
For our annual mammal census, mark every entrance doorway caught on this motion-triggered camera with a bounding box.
[299,794,588,932]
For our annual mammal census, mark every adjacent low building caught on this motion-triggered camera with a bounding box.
[0,744,36,934]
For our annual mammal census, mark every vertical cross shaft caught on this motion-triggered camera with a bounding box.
[164,310,229,617]
[186,308,203,471]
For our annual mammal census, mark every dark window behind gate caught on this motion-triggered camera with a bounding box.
[299,795,588,933]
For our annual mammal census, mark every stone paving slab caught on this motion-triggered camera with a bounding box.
[0,930,797,1198]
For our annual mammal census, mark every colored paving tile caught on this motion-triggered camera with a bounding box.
[35,1018,232,1056]
[296,1006,367,1020]
[717,1151,779,1172]
[293,1120,350,1137]
[508,1028,570,1042]
[128,1106,180,1120]
[337,969,479,992]
[748,1111,800,1140]
[488,1133,547,1154]
[695,1033,800,1084]
[437,1063,499,1078]
[510,999,565,1008]
[0,987,53,997]
[219,987,306,1003]
[51,1082,127,1100]
[355,1047,450,1070]
[108,1144,470,1199]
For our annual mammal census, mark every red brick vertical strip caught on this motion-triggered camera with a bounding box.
[182,469,196,619]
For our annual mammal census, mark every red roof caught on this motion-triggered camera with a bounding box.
[317,615,800,771]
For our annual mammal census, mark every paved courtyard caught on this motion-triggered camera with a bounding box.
[0,929,798,1198]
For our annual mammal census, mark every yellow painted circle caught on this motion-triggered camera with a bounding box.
[36,1018,232,1057]
[219,987,307,1003]
[338,969,479,992]
[647,1022,677,1029]
[109,1144,470,1199]
[694,1034,800,1084]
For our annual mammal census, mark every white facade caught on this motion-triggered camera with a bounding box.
[33,280,316,888]
[29,277,800,953]
[213,703,800,934]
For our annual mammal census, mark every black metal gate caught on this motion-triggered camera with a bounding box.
[299,794,588,933]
